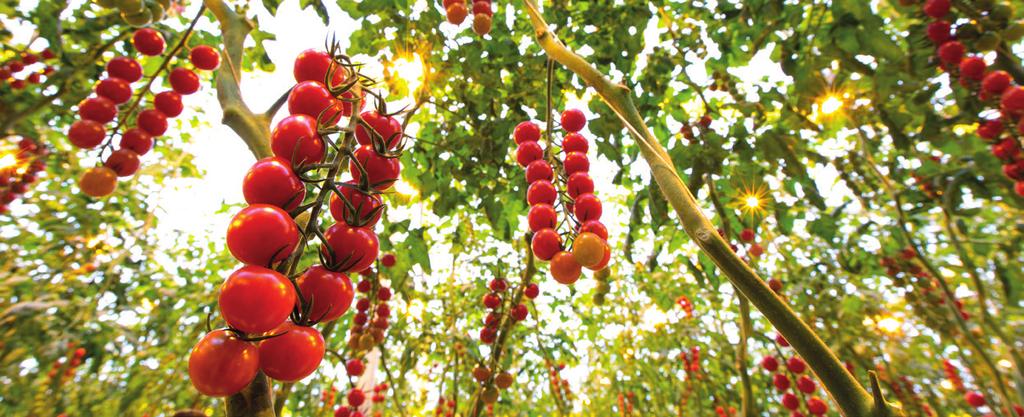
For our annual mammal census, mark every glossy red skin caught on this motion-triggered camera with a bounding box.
[288,81,343,125]
[526,180,557,206]
[154,91,183,117]
[322,223,379,273]
[563,152,589,175]
[527,204,557,232]
[188,330,259,397]
[566,172,594,198]
[574,193,602,222]
[781,393,800,410]
[550,251,581,285]
[355,111,403,149]
[104,149,140,177]
[1001,86,1024,116]
[958,57,986,81]
[271,114,325,165]
[513,121,541,144]
[258,322,325,382]
[787,356,806,373]
[806,397,827,415]
[329,182,383,226]
[380,253,396,267]
[170,68,200,95]
[346,358,365,376]
[132,28,166,56]
[761,355,779,371]
[349,145,400,191]
[68,120,105,149]
[560,109,586,132]
[242,157,306,210]
[190,45,221,70]
[531,228,561,261]
[579,220,608,240]
[472,0,492,15]
[297,265,353,323]
[982,71,1011,94]
[516,141,543,167]
[95,78,132,104]
[119,128,153,155]
[796,375,816,394]
[525,160,553,183]
[562,133,588,153]
[137,109,168,136]
[226,204,300,266]
[293,49,345,86]
[106,57,143,82]
[219,265,296,333]
[936,41,964,65]
[79,97,117,123]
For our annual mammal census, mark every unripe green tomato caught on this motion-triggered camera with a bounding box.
[94,0,117,8]
[146,0,165,22]
[596,281,610,293]
[116,0,144,13]
[1004,22,1024,42]
[957,23,981,40]
[121,8,152,26]
[976,32,1001,51]
[990,3,1013,22]
[155,0,170,9]
[593,294,605,305]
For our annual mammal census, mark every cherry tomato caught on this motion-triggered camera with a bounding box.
[572,232,607,268]
[190,45,221,70]
[296,264,353,323]
[356,111,403,150]
[258,322,325,382]
[550,251,581,284]
[516,141,543,167]
[104,149,140,177]
[560,109,586,132]
[586,243,611,271]
[562,133,588,153]
[525,160,553,183]
[526,180,556,206]
[321,222,379,273]
[188,329,259,397]
[169,67,200,95]
[79,97,117,124]
[531,228,561,261]
[513,121,541,144]
[527,204,557,232]
[137,109,168,136]
[349,145,400,191]
[132,28,166,56]
[287,80,343,125]
[68,120,105,149]
[95,78,132,104]
[219,265,296,333]
[380,253,396,267]
[563,151,589,175]
[270,115,325,165]
[154,91,183,117]
[574,193,602,222]
[579,220,608,240]
[119,128,153,155]
[293,49,346,86]
[328,182,382,226]
[566,172,594,199]
[107,56,142,82]
[79,166,117,197]
[226,204,300,266]
[242,157,306,210]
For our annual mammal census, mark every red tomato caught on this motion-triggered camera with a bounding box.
[329,182,383,226]
[136,109,168,136]
[321,222,379,273]
[79,167,117,197]
[68,120,105,149]
[219,265,296,333]
[293,49,345,86]
[271,115,325,165]
[190,45,221,70]
[288,80,343,125]
[258,322,325,382]
[525,160,553,183]
[356,111,403,149]
[79,97,117,124]
[154,91,183,117]
[242,157,306,210]
[560,109,586,132]
[566,172,594,198]
[296,264,354,322]
[188,330,259,397]
[563,151,589,175]
[106,56,142,82]
[119,128,153,155]
[132,28,166,56]
[169,67,200,95]
[550,251,581,284]
[562,133,588,153]
[95,78,132,104]
[527,204,557,232]
[380,253,396,267]
[104,149,140,177]
[531,228,561,261]
[516,141,543,167]
[513,121,541,144]
[526,180,557,206]
[573,193,602,222]
[226,204,300,266]
[349,145,400,191]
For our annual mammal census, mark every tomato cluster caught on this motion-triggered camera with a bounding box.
[0,137,47,214]
[879,248,971,322]
[760,336,829,416]
[443,0,493,36]
[918,0,1024,197]
[433,396,457,417]
[335,266,396,417]
[71,28,220,198]
[0,48,57,91]
[92,0,172,26]
[517,110,610,286]
[46,343,87,383]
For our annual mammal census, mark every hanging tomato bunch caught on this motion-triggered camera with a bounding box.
[70,25,220,198]
[0,137,47,214]
[0,48,57,91]
[760,334,830,416]
[443,0,493,36]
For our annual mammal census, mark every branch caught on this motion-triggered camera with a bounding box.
[518,1,901,416]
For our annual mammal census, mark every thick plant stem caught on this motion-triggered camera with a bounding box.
[518,1,899,416]
[226,372,277,417]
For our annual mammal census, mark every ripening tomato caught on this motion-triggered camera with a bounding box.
[329,182,383,226]
[154,91,184,117]
[349,145,400,191]
[188,330,259,397]
[119,128,153,155]
[525,160,553,183]
[219,265,296,333]
[563,152,589,175]
[258,322,325,382]
[572,232,606,268]
[190,45,221,70]
[516,141,543,167]
[560,109,586,132]
[574,193,602,222]
[288,80,343,125]
[137,109,168,136]
[132,28,166,56]
[566,172,594,199]
[271,114,325,165]
[531,228,561,261]
[562,133,588,153]
[356,111,403,149]
[79,97,117,124]
[321,222,379,273]
[68,120,106,149]
[104,149,140,177]
[550,251,581,284]
[242,157,306,210]
[95,78,133,104]
[169,67,200,95]
[296,264,354,323]
[79,166,118,197]
[226,204,300,266]
[513,121,541,144]
[446,2,468,24]
[293,49,345,86]
[526,180,557,206]
[107,56,143,82]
